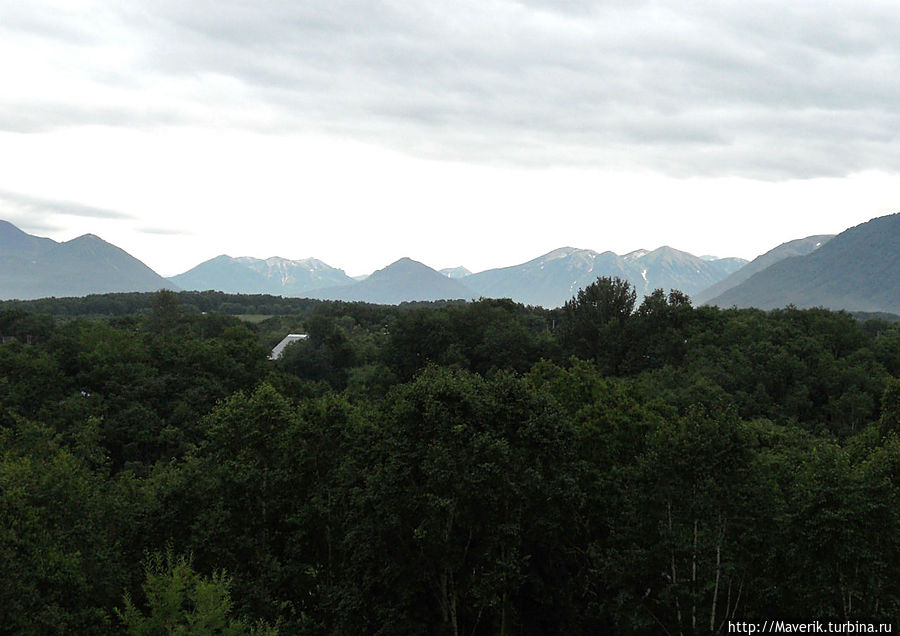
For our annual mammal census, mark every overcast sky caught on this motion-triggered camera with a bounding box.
[1,1,898,276]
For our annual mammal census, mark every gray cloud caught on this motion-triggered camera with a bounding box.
[3,1,900,178]
[0,190,134,221]
[137,226,191,236]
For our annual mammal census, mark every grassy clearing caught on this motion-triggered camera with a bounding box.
[235,314,275,324]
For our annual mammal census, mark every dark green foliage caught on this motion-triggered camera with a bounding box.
[339,368,584,634]
[149,289,182,333]
[3,290,900,633]
[608,406,763,632]
[0,290,325,319]
[279,315,360,389]
[560,276,635,373]
[880,377,900,435]
[0,418,122,634]
[383,298,556,381]
[1,309,269,471]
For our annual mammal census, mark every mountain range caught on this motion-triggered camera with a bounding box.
[168,245,746,307]
[462,246,746,308]
[1,214,897,313]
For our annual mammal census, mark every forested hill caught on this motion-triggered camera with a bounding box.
[694,234,833,305]
[2,281,900,633]
[708,213,900,312]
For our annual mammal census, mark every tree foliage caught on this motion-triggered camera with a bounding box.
[1,289,900,632]
[117,551,277,635]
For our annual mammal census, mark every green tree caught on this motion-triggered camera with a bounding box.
[149,289,182,334]
[279,315,359,389]
[880,377,900,435]
[626,288,695,372]
[118,551,277,635]
[0,417,122,633]
[560,276,636,373]
[608,405,765,632]
[342,367,583,635]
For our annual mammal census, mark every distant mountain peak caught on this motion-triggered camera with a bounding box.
[368,257,433,280]
[440,266,472,279]
[171,253,353,296]
[624,249,649,261]
[645,245,690,258]
[543,247,584,261]
[66,233,100,243]
[309,256,472,304]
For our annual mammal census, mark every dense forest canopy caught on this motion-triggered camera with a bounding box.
[2,280,900,633]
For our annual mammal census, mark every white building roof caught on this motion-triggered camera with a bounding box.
[269,333,309,360]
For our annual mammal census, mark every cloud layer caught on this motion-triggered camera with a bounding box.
[0,189,132,221]
[3,1,900,178]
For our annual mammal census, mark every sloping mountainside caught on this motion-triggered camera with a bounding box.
[464,246,746,308]
[695,234,834,305]
[0,220,177,300]
[309,257,473,304]
[707,214,900,313]
[170,255,354,295]
[0,220,56,260]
